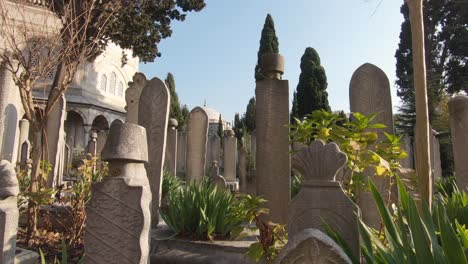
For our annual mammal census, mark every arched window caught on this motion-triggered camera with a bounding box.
[109,72,117,95]
[117,81,124,97]
[100,74,107,91]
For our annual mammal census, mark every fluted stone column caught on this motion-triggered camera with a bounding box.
[255,53,290,225]
[164,119,178,176]
[449,96,468,190]
[85,122,151,264]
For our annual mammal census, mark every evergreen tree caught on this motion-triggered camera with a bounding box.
[292,47,330,120]
[180,105,190,129]
[218,114,224,141]
[290,91,299,124]
[233,113,245,144]
[165,72,184,124]
[244,97,256,133]
[255,14,279,81]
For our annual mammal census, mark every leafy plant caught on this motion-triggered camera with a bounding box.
[327,176,468,264]
[39,236,84,264]
[289,110,408,202]
[291,173,302,199]
[239,195,287,263]
[160,180,244,240]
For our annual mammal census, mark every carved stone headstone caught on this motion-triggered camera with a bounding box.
[238,147,248,193]
[17,119,29,162]
[349,63,394,228]
[125,72,147,124]
[205,134,221,172]
[289,141,359,258]
[210,161,227,190]
[449,96,468,190]
[138,77,170,227]
[400,134,414,169]
[0,160,19,264]
[430,130,442,180]
[274,228,352,264]
[164,119,178,176]
[176,129,187,176]
[256,53,290,224]
[223,129,237,182]
[85,122,151,264]
[96,130,107,155]
[46,95,67,187]
[186,107,209,182]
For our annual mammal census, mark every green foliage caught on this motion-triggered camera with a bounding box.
[291,47,330,121]
[255,14,279,81]
[240,195,287,263]
[290,173,302,199]
[40,236,84,264]
[244,97,256,133]
[289,110,407,200]
[217,114,224,146]
[17,160,56,210]
[233,113,245,145]
[160,180,245,240]
[327,177,468,264]
[165,73,186,126]
[161,170,181,201]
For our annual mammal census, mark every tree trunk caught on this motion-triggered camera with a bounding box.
[405,0,432,208]
[26,127,42,243]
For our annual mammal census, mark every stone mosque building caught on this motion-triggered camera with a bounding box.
[0,1,138,175]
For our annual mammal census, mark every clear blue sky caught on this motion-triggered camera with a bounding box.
[140,0,404,124]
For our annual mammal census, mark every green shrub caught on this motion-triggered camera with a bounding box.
[326,176,468,264]
[160,180,244,240]
[291,173,302,199]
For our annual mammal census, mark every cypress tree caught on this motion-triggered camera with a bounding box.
[255,14,279,81]
[244,97,256,133]
[218,114,224,140]
[165,72,183,124]
[293,47,330,119]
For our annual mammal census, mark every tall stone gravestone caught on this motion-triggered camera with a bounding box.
[223,129,237,182]
[125,72,147,124]
[238,147,248,193]
[205,134,221,171]
[274,228,352,264]
[176,129,187,176]
[430,130,442,180]
[17,119,29,162]
[164,119,178,176]
[449,96,468,190]
[138,77,170,227]
[186,107,209,182]
[85,122,151,264]
[256,53,290,224]
[0,160,19,264]
[46,95,67,187]
[349,63,394,228]
[289,141,359,258]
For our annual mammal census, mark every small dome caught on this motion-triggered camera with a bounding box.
[199,106,224,123]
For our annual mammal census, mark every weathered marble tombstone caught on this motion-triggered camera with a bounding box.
[0,160,19,264]
[176,128,187,176]
[125,72,147,124]
[1,104,18,163]
[430,130,442,180]
[85,122,151,264]
[164,118,178,176]
[138,76,170,227]
[255,53,290,224]
[186,107,209,182]
[87,131,98,156]
[238,146,248,193]
[400,134,414,169]
[96,130,107,155]
[210,161,227,190]
[449,96,468,190]
[17,119,30,162]
[223,129,237,183]
[205,134,221,172]
[349,63,394,228]
[289,141,359,258]
[274,228,352,264]
[46,95,67,187]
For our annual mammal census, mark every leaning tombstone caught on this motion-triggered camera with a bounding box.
[138,76,170,227]
[85,122,151,264]
[274,228,352,264]
[0,160,19,264]
[289,141,359,258]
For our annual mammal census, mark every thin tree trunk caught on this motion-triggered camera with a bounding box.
[405,0,432,209]
[26,127,42,244]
